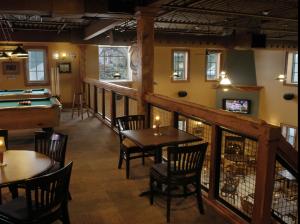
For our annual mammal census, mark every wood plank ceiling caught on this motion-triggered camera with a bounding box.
[0,0,298,46]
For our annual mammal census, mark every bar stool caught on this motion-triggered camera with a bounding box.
[71,92,90,120]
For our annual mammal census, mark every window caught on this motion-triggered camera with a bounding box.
[286,52,298,85]
[172,50,189,81]
[99,46,130,81]
[26,48,48,85]
[206,50,222,81]
[281,124,298,149]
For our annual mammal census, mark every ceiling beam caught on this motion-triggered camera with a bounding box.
[84,20,123,40]
[155,20,298,34]
[148,0,173,8]
[162,5,298,23]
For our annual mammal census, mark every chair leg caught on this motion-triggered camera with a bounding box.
[79,94,84,120]
[196,179,204,214]
[61,203,71,224]
[8,185,19,199]
[125,153,130,179]
[167,185,171,223]
[150,176,154,205]
[118,150,123,169]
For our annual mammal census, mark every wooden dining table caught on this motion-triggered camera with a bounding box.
[121,126,202,163]
[0,150,53,187]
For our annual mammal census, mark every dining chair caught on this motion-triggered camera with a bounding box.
[0,162,73,224]
[34,131,68,171]
[116,115,155,179]
[10,131,69,199]
[220,175,240,202]
[149,142,208,223]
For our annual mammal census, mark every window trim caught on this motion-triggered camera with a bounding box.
[171,49,190,82]
[205,49,224,82]
[280,123,298,149]
[98,46,132,82]
[284,51,298,87]
[24,46,50,86]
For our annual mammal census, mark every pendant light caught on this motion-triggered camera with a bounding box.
[11,46,28,58]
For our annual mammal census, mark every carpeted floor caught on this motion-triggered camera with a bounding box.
[4,110,228,224]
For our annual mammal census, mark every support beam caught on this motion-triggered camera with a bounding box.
[84,20,123,40]
[135,8,156,116]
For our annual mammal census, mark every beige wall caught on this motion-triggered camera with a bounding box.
[153,47,216,108]
[0,42,80,105]
[83,45,298,127]
[255,50,298,126]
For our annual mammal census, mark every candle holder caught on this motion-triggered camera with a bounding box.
[153,124,163,136]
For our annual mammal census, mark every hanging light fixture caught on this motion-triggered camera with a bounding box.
[0,51,9,60]
[11,45,28,58]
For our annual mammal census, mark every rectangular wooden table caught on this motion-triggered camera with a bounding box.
[121,126,202,163]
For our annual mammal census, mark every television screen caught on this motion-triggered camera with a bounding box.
[223,99,251,114]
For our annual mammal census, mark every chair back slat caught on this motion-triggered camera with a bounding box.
[167,143,208,177]
[25,162,73,218]
[34,131,68,168]
[116,115,145,140]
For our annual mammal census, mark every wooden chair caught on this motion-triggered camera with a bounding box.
[10,131,69,199]
[149,143,208,223]
[0,162,73,224]
[116,115,155,179]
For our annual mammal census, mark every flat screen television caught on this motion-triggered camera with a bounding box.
[222,99,251,114]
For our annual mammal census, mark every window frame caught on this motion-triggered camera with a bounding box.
[24,46,49,86]
[284,51,298,86]
[205,50,223,82]
[280,123,298,149]
[171,49,190,82]
[98,46,131,82]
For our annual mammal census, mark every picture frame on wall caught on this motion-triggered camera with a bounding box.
[2,62,20,75]
[58,62,71,73]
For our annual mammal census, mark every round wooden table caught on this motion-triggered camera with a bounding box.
[0,150,53,186]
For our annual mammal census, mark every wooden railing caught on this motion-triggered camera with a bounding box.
[83,78,298,224]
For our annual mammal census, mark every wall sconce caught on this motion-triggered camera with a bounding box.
[275,74,286,82]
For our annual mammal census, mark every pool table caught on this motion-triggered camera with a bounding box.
[0,89,51,100]
[0,97,61,130]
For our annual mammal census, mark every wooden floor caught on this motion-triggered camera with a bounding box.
[5,110,228,224]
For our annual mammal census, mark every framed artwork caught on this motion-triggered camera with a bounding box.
[58,62,71,73]
[2,62,20,75]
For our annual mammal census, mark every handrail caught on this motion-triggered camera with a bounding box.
[83,78,298,224]
[84,78,138,100]
[277,135,298,173]
[144,93,268,138]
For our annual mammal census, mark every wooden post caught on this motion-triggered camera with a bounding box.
[172,112,179,129]
[135,8,156,120]
[102,88,105,119]
[251,126,281,223]
[111,91,116,127]
[87,83,91,109]
[208,125,221,199]
[93,86,98,114]
[124,96,129,116]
